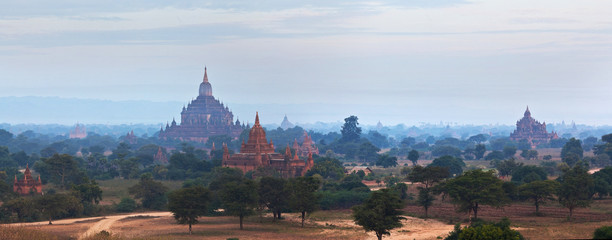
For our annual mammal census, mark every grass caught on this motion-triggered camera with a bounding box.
[0,226,64,240]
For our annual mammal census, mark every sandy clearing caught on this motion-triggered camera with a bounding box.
[79,212,172,239]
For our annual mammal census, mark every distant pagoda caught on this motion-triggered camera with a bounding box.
[510,106,558,148]
[280,115,295,130]
[292,131,320,157]
[159,67,245,142]
[69,123,87,139]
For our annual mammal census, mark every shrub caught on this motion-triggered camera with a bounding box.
[115,197,137,213]
[593,226,612,239]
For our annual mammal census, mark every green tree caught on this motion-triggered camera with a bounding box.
[128,173,168,210]
[594,226,612,239]
[36,154,79,187]
[168,186,211,234]
[258,177,289,221]
[408,150,419,166]
[71,179,103,215]
[447,218,524,240]
[474,144,486,160]
[408,166,449,217]
[518,180,559,215]
[376,154,398,168]
[558,164,594,219]
[429,155,465,176]
[289,176,321,227]
[443,170,508,220]
[37,193,82,224]
[305,157,345,180]
[340,115,362,142]
[485,150,505,161]
[494,158,522,178]
[511,165,547,184]
[503,146,517,159]
[115,197,137,212]
[352,189,405,240]
[561,138,584,159]
[220,178,259,230]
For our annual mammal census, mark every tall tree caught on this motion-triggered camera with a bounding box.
[352,189,405,240]
[220,178,259,230]
[557,164,594,220]
[408,150,420,166]
[518,180,559,215]
[561,138,584,159]
[36,154,79,187]
[340,115,361,142]
[408,166,449,218]
[474,144,486,160]
[288,176,321,227]
[258,177,289,221]
[128,173,168,210]
[443,169,508,220]
[376,154,398,168]
[429,155,465,176]
[167,186,211,234]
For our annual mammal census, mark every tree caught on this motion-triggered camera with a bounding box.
[468,134,488,144]
[408,150,419,166]
[511,165,547,184]
[408,165,448,217]
[594,226,612,239]
[376,154,398,168]
[431,145,462,158]
[520,150,538,160]
[220,178,259,230]
[502,146,517,159]
[116,197,137,212]
[561,138,584,159]
[443,170,508,220]
[36,193,82,224]
[494,158,522,178]
[557,164,594,219]
[446,218,524,240]
[352,189,405,240]
[518,180,559,215]
[429,155,465,176]
[474,144,486,160]
[168,186,211,234]
[36,154,79,187]
[288,176,321,227]
[71,179,103,215]
[129,173,168,210]
[258,177,289,221]
[484,150,505,160]
[340,115,361,142]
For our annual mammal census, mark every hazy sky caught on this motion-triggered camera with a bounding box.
[1,0,611,125]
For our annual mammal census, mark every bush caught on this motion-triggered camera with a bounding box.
[319,190,370,210]
[445,218,524,240]
[115,197,137,213]
[594,226,612,239]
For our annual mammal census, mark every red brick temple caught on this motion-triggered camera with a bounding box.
[159,67,245,142]
[13,164,42,195]
[222,113,314,178]
[510,106,558,148]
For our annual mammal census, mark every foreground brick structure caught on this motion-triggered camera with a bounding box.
[510,106,558,148]
[13,164,42,195]
[159,68,245,142]
[223,113,314,178]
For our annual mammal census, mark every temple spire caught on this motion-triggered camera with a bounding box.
[203,66,208,83]
[255,112,260,126]
[524,105,531,117]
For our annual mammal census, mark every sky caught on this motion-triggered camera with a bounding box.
[1,0,611,126]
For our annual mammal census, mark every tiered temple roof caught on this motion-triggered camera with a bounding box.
[159,67,245,142]
[69,123,87,139]
[510,106,558,148]
[223,113,314,178]
[293,131,319,157]
[13,164,42,195]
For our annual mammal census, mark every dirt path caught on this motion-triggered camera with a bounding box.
[79,212,172,239]
[5,212,172,240]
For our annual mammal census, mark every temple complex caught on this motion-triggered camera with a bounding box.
[510,106,558,148]
[159,68,245,142]
[13,164,42,195]
[69,123,87,139]
[124,130,137,144]
[222,113,314,178]
[292,131,320,157]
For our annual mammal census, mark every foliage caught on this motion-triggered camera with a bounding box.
[288,176,321,227]
[593,167,612,198]
[429,155,465,176]
[445,218,524,240]
[520,150,538,160]
[494,158,522,178]
[431,145,462,158]
[593,226,612,239]
[319,190,370,210]
[352,189,405,240]
[376,154,398,168]
[442,169,508,220]
[408,150,419,166]
[36,193,83,224]
[115,197,137,212]
[35,153,83,188]
[561,138,584,159]
[557,164,594,219]
[167,186,211,234]
[305,157,345,180]
[503,146,517,159]
[518,180,559,214]
[128,173,168,210]
[474,144,486,160]
[511,165,547,184]
[258,177,289,220]
[340,115,362,142]
[485,151,505,161]
[220,178,259,230]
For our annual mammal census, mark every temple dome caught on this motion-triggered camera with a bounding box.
[199,67,213,96]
